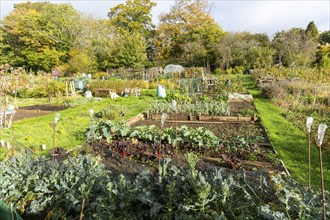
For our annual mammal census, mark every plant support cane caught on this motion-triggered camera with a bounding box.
[79,197,85,220]
[159,113,167,183]
[306,117,313,190]
[89,109,94,152]
[315,124,327,220]
[172,100,178,159]
[51,113,60,176]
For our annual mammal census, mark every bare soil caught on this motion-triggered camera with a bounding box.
[92,141,237,179]
[13,104,68,121]
[228,101,257,116]
[132,120,268,141]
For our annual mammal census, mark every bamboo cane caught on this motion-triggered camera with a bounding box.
[315,138,327,220]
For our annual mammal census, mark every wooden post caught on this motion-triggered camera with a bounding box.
[3,96,8,128]
[80,198,85,220]
[70,81,76,97]
[175,111,178,159]
[307,131,311,190]
[11,116,15,152]
[315,138,327,220]
[158,128,162,183]
[313,87,316,106]
[52,123,56,176]
[65,81,69,97]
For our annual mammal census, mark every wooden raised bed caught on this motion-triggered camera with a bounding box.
[146,113,257,123]
[126,113,145,125]
[94,88,115,97]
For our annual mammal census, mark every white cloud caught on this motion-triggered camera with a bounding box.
[211,0,329,37]
[1,0,329,37]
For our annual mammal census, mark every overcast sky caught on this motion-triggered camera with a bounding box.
[0,0,329,38]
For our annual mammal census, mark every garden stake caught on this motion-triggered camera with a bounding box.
[159,113,167,183]
[11,119,15,153]
[175,111,177,159]
[306,117,313,190]
[158,127,162,183]
[315,138,327,220]
[89,109,94,152]
[307,131,311,189]
[79,197,85,220]
[3,96,8,128]
[51,113,60,176]
[52,122,56,176]
[315,124,327,220]
[172,100,178,159]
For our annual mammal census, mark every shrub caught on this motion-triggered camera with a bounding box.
[213,68,223,75]
[95,105,127,120]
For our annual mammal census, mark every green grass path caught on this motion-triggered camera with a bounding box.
[244,75,330,191]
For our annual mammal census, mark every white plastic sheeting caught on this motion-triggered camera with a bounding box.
[228,93,253,102]
[163,64,184,75]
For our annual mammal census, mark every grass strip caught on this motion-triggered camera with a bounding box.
[244,75,330,191]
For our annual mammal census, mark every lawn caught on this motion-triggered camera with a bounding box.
[244,75,330,191]
[0,91,154,160]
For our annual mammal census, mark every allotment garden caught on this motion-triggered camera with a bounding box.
[0,65,329,219]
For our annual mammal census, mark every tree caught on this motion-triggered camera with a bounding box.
[214,32,274,70]
[95,31,147,70]
[155,0,224,69]
[305,21,319,42]
[0,2,81,71]
[66,48,97,74]
[0,29,12,64]
[246,46,275,69]
[108,0,156,37]
[65,17,113,75]
[272,28,317,67]
[107,0,156,60]
[180,39,208,67]
[319,31,330,45]
[316,44,330,68]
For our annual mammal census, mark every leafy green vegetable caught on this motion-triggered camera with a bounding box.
[0,153,328,219]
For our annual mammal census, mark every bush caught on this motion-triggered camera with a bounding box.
[17,86,48,98]
[94,105,127,120]
[213,68,223,75]
[184,67,208,78]
[16,81,66,98]
[88,79,150,94]
[93,71,109,79]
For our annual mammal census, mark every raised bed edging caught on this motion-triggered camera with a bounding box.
[126,113,145,126]
[147,113,257,123]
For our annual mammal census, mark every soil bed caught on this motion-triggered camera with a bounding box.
[132,120,268,141]
[91,113,284,176]
[20,104,68,111]
[91,138,284,178]
[13,104,68,121]
[228,101,257,116]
